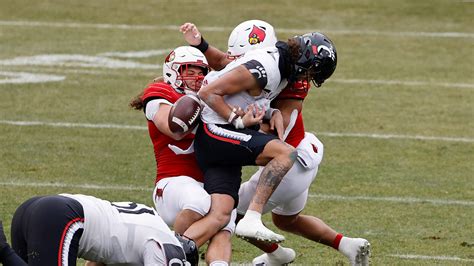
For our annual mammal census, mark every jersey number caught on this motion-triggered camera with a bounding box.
[111,202,155,215]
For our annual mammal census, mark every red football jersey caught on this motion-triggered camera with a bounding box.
[141,82,204,183]
[285,112,305,148]
[276,80,311,148]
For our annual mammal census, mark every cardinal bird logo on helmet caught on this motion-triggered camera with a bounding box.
[165,51,175,63]
[248,25,266,45]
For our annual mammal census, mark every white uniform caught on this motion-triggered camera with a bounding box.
[200,47,288,125]
[237,133,324,215]
[61,194,181,265]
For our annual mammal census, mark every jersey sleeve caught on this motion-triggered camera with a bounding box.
[141,82,181,108]
[145,99,173,121]
[243,59,268,90]
[241,50,281,100]
[143,240,167,265]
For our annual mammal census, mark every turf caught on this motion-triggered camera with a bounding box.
[0,0,473,265]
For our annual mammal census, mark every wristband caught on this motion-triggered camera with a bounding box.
[232,117,245,129]
[191,36,209,53]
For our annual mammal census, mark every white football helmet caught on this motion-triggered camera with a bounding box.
[227,20,277,59]
[163,46,210,93]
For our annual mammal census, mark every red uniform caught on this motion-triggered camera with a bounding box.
[141,82,204,184]
[275,80,310,148]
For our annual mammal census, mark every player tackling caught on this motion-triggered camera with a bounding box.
[181,20,371,266]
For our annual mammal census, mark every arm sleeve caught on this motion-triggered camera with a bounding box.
[242,59,268,90]
[143,240,167,266]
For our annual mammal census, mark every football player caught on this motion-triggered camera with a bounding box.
[181,21,371,266]
[130,46,234,266]
[177,18,343,250]
[0,194,198,265]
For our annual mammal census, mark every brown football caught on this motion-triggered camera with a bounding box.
[168,94,202,134]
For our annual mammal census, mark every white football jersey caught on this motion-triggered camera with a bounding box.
[61,194,181,266]
[200,47,288,124]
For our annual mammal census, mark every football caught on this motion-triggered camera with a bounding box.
[168,94,202,134]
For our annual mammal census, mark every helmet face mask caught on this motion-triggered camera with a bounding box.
[292,32,337,87]
[163,46,210,93]
[227,19,277,58]
[176,64,208,92]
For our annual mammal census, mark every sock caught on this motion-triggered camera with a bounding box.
[338,236,355,258]
[209,260,228,266]
[244,210,262,221]
[332,233,343,250]
[266,243,279,253]
[269,245,285,257]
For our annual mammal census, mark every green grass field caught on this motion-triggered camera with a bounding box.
[0,0,473,265]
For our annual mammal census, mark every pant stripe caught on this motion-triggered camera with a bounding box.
[58,217,84,266]
[204,123,251,143]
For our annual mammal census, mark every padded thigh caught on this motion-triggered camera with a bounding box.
[153,176,211,226]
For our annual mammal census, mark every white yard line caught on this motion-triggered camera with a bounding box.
[389,254,474,262]
[331,78,474,89]
[1,20,473,39]
[318,131,474,143]
[1,120,473,143]
[0,180,150,191]
[1,66,471,89]
[310,194,474,206]
[0,120,146,130]
[0,180,472,207]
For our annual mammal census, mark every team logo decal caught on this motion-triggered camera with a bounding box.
[248,25,266,45]
[165,51,175,62]
[316,45,336,61]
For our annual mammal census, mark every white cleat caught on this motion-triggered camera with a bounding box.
[348,238,371,266]
[252,246,296,266]
[235,216,285,243]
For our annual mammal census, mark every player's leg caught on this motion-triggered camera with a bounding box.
[205,209,236,266]
[182,193,234,247]
[153,176,211,234]
[238,153,315,216]
[10,196,43,261]
[236,139,296,243]
[251,139,296,214]
[11,195,85,266]
[0,220,27,266]
[205,230,232,266]
[236,159,313,265]
[270,191,370,266]
[194,123,290,242]
[183,166,239,247]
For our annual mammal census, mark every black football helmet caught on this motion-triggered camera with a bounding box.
[292,32,337,87]
[175,233,199,266]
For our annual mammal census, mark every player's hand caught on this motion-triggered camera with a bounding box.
[180,22,202,46]
[269,110,284,140]
[242,104,265,127]
[228,105,245,117]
